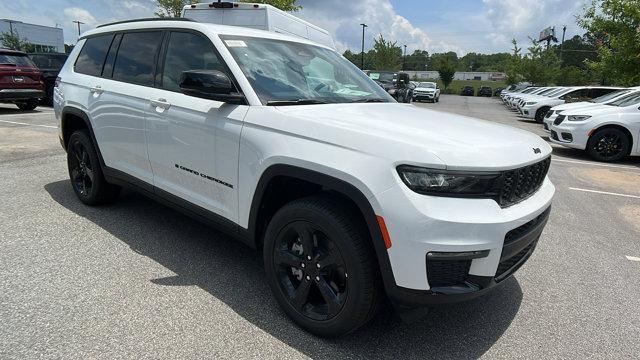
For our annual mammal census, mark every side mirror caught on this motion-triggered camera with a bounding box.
[179,70,245,104]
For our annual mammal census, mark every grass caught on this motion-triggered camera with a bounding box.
[416,79,508,95]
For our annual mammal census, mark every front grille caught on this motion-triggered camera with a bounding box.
[427,259,471,287]
[554,115,566,125]
[495,241,536,281]
[496,157,551,208]
[504,207,551,245]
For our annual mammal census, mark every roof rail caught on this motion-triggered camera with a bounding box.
[97,17,193,28]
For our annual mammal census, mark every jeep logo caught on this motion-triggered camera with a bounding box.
[533,148,541,154]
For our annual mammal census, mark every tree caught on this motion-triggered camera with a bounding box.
[0,29,34,52]
[371,35,401,71]
[437,61,456,91]
[578,0,640,86]
[155,0,194,18]
[520,39,561,85]
[239,0,301,11]
[505,39,524,85]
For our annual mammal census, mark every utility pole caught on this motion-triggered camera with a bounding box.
[360,23,368,70]
[403,44,407,71]
[72,20,85,39]
[560,25,567,64]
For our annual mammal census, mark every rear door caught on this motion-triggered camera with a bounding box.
[144,30,246,223]
[88,31,164,185]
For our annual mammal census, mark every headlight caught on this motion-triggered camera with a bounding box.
[567,115,591,121]
[525,101,537,105]
[397,165,500,196]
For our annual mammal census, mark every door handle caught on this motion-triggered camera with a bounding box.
[89,85,103,94]
[150,98,171,110]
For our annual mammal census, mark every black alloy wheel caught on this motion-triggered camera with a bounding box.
[66,130,120,205]
[263,196,381,337]
[68,139,94,198]
[273,221,348,321]
[587,128,630,162]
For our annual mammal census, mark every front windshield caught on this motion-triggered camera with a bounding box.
[545,88,568,97]
[607,92,640,107]
[591,89,632,103]
[368,72,395,83]
[418,82,436,88]
[222,36,393,104]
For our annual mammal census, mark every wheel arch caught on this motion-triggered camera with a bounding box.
[246,164,397,291]
[590,123,635,155]
[60,106,107,165]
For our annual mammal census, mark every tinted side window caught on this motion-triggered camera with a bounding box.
[102,33,122,79]
[161,32,224,92]
[75,34,114,76]
[590,88,616,98]
[113,32,163,86]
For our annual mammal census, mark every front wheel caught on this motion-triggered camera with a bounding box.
[67,130,120,205]
[263,196,381,337]
[535,107,549,123]
[586,128,630,162]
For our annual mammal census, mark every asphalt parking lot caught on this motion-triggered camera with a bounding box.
[1,96,639,359]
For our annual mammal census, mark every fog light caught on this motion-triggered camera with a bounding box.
[561,132,573,142]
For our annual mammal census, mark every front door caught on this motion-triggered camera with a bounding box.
[145,30,247,223]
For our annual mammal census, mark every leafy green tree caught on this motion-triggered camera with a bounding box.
[372,35,401,71]
[155,0,194,18]
[520,39,561,85]
[404,50,429,71]
[429,51,458,71]
[505,39,524,85]
[556,66,589,85]
[437,61,456,90]
[0,29,34,52]
[239,0,301,11]
[578,0,640,86]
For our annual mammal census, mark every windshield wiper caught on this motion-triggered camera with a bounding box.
[349,98,388,103]
[266,99,331,106]
[0,63,16,66]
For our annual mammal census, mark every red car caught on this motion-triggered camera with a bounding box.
[0,49,44,111]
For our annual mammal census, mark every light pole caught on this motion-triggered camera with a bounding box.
[560,25,567,64]
[403,44,407,71]
[73,20,85,39]
[360,23,367,70]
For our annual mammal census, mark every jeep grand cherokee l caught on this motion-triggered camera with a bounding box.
[54,19,554,337]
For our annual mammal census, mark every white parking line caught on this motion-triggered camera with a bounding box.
[552,158,640,171]
[569,187,640,199]
[0,119,57,129]
[626,256,640,262]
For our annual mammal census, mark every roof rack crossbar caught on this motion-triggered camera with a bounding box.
[97,17,193,28]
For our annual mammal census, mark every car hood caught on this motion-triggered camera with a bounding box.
[274,103,550,170]
[562,105,631,117]
[551,102,601,112]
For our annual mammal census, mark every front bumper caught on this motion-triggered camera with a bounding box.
[521,105,538,118]
[548,120,591,150]
[376,175,555,306]
[0,89,44,101]
[413,93,435,100]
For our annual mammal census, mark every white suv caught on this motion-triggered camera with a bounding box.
[54,19,555,337]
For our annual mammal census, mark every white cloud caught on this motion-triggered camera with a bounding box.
[297,0,455,54]
[63,7,97,26]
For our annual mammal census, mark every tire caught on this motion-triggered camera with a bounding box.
[586,127,630,162]
[67,130,120,205]
[535,107,549,123]
[263,195,381,337]
[16,98,38,111]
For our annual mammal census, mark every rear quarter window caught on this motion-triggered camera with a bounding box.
[112,31,163,86]
[75,34,114,77]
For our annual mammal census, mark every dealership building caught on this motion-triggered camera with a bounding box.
[0,19,64,53]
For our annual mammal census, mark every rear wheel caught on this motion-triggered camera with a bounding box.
[16,99,38,111]
[586,128,630,162]
[263,196,381,337]
[535,107,550,123]
[67,130,120,205]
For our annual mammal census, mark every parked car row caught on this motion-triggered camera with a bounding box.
[500,84,640,162]
[0,49,68,110]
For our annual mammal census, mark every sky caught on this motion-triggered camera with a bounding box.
[0,0,590,55]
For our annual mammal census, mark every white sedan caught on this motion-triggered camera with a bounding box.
[521,87,623,123]
[548,91,640,162]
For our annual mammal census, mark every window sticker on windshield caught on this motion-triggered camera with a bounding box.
[369,73,380,80]
[225,40,247,47]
